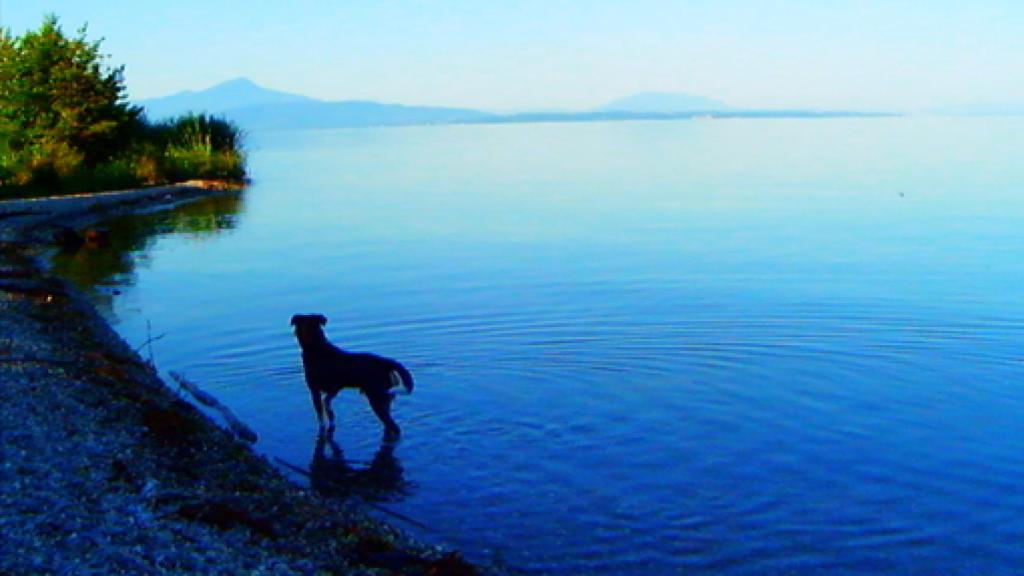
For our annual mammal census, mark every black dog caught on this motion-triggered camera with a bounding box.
[291,314,414,439]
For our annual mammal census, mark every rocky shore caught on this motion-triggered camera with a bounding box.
[0,185,483,575]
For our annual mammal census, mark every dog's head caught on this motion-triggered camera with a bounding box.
[291,314,327,348]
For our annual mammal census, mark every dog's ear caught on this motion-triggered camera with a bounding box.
[290,314,300,326]
[316,314,327,326]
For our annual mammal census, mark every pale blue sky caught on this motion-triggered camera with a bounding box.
[6,1,1023,111]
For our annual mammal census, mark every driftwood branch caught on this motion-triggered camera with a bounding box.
[133,332,166,355]
[170,371,258,444]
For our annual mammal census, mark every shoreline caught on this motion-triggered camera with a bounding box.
[0,182,244,244]
[0,184,488,575]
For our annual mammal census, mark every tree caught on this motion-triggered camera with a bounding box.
[0,15,244,196]
[0,30,16,176]
[0,14,141,176]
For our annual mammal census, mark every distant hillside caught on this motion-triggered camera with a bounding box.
[139,78,493,128]
[139,78,316,119]
[600,92,732,114]
[225,101,495,130]
[139,79,885,130]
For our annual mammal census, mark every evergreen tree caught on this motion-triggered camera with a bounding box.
[0,29,16,180]
[0,14,141,177]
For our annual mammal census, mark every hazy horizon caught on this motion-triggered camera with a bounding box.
[7,1,1024,113]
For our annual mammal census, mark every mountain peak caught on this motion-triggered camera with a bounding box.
[139,78,316,119]
[212,77,261,90]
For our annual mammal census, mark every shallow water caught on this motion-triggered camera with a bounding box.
[57,118,1024,574]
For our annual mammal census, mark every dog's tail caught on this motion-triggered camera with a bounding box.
[389,363,414,396]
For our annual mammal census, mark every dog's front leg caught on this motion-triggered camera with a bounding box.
[323,391,339,431]
[309,387,325,428]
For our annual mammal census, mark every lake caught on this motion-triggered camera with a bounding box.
[54,118,1024,575]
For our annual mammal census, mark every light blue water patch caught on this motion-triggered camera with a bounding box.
[58,117,1024,575]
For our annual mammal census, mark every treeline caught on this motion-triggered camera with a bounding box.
[0,15,245,198]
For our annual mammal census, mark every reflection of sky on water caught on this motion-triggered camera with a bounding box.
[61,118,1024,575]
[50,192,246,316]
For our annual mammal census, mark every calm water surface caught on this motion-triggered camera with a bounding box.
[56,118,1024,575]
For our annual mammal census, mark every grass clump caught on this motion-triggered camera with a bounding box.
[146,115,247,182]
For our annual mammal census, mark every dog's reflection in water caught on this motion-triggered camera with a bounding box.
[309,428,411,502]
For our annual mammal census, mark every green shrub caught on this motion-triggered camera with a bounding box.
[162,146,246,182]
[155,113,243,153]
[154,113,246,182]
[59,158,142,194]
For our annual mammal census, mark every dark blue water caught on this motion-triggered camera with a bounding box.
[58,118,1024,574]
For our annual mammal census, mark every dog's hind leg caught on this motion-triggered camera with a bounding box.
[324,390,339,429]
[367,391,401,441]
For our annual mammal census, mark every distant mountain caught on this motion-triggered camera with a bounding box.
[139,77,316,119]
[225,100,495,130]
[138,78,493,128]
[599,92,732,114]
[139,79,885,130]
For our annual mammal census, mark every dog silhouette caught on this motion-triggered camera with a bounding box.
[291,314,413,440]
